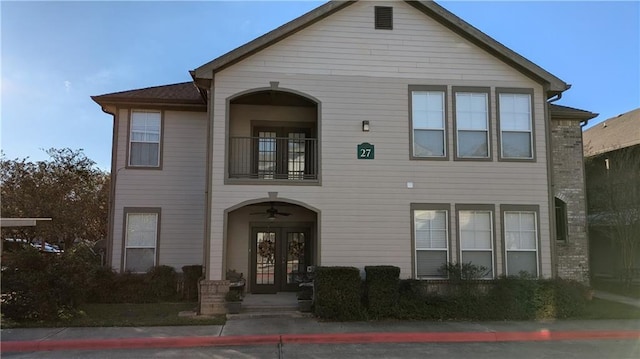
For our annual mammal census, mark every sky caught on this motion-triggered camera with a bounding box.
[2,0,638,171]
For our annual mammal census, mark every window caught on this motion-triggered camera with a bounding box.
[454,89,490,159]
[503,208,539,277]
[254,126,313,180]
[124,210,159,272]
[413,207,449,278]
[458,209,494,278]
[410,86,447,159]
[555,197,568,241]
[374,6,393,30]
[498,90,534,159]
[129,111,161,167]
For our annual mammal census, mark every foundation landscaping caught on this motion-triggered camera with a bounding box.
[1,246,638,328]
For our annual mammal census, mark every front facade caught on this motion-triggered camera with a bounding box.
[93,1,595,313]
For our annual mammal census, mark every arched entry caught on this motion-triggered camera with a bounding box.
[226,199,318,294]
[227,88,320,182]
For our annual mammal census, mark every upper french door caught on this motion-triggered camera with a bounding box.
[254,126,314,180]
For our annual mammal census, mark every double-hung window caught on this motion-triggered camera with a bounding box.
[410,86,447,159]
[413,206,449,278]
[458,208,494,278]
[498,90,534,159]
[124,210,160,273]
[503,207,539,277]
[129,111,161,167]
[454,89,490,159]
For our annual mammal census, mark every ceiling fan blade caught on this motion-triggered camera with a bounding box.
[278,212,291,216]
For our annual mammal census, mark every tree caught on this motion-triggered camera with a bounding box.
[1,148,109,249]
[585,145,640,287]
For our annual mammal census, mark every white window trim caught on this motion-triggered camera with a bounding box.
[458,210,494,279]
[455,92,490,159]
[414,209,449,279]
[129,110,162,167]
[410,87,447,159]
[503,210,539,277]
[124,212,159,273]
[498,92,534,160]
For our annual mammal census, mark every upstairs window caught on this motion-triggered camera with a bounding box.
[498,91,534,160]
[410,86,447,159]
[375,6,393,30]
[129,111,161,167]
[454,89,490,159]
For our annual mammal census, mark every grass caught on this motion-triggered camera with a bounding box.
[2,302,226,328]
[592,278,640,299]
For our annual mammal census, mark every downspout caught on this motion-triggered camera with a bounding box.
[102,105,118,270]
[545,88,562,279]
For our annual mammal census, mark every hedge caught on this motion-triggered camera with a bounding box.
[314,266,364,320]
[365,265,400,318]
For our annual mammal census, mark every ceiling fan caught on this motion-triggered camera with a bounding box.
[250,202,291,221]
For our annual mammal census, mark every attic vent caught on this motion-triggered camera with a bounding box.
[375,6,393,30]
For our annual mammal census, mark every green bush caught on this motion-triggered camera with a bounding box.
[365,265,400,318]
[148,265,178,301]
[314,266,364,320]
[1,244,101,322]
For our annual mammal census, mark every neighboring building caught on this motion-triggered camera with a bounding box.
[583,108,640,279]
[92,0,596,314]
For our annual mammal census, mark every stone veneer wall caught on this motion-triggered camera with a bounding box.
[550,118,589,284]
[199,280,230,315]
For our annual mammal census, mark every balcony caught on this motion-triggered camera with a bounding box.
[228,136,318,181]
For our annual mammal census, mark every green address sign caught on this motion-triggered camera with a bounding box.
[357,142,374,159]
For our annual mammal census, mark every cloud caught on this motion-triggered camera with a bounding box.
[64,80,72,92]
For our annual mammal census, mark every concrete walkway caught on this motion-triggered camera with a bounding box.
[594,290,640,308]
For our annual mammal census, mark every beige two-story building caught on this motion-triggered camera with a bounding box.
[93,0,597,313]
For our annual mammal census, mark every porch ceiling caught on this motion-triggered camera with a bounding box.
[231,90,316,107]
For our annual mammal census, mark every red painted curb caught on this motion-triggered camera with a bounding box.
[2,330,639,353]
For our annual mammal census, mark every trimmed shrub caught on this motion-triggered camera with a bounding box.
[314,266,364,320]
[365,265,400,318]
[148,265,178,301]
[182,265,203,301]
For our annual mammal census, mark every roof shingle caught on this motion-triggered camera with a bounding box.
[583,108,640,157]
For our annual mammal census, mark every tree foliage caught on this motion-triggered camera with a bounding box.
[1,148,109,249]
[586,145,640,286]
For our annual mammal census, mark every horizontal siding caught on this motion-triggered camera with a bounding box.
[204,0,552,279]
[111,109,207,272]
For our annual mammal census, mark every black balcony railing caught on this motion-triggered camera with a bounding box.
[229,137,318,180]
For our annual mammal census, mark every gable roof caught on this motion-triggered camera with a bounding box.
[583,108,640,157]
[192,0,569,96]
[91,82,205,109]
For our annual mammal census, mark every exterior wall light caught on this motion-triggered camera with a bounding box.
[362,120,370,132]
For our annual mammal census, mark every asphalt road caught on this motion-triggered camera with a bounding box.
[3,339,639,359]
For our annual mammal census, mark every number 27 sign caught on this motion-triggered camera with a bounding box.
[357,143,375,160]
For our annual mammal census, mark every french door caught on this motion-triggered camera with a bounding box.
[251,226,310,293]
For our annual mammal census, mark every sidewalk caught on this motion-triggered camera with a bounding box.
[2,318,639,353]
[594,290,640,308]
